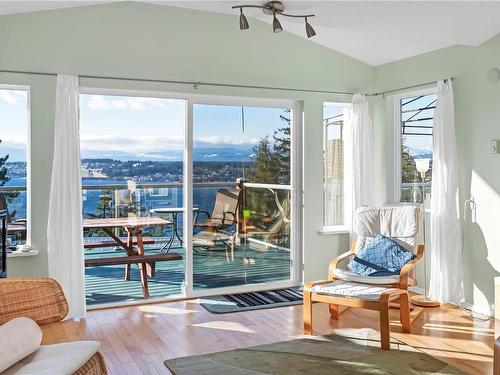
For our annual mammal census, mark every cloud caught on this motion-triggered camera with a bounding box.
[0,90,26,106]
[85,95,183,111]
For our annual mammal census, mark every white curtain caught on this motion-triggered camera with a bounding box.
[47,74,86,319]
[428,79,464,305]
[345,94,375,233]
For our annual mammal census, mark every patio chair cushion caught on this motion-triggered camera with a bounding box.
[333,268,400,285]
[355,206,419,253]
[311,280,396,301]
[3,341,100,375]
[348,234,415,277]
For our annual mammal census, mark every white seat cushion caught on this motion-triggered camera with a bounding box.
[0,317,42,372]
[333,268,400,285]
[3,341,100,375]
[311,280,396,301]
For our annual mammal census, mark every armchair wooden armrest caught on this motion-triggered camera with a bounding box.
[328,240,357,280]
[399,244,425,289]
[0,278,68,325]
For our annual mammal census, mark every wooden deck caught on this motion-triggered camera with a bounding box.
[85,243,291,306]
[42,298,495,375]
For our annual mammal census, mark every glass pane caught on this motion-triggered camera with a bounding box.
[80,94,186,305]
[0,88,28,249]
[192,104,292,290]
[323,104,345,226]
[400,94,436,203]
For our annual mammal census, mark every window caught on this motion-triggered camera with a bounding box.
[0,86,30,247]
[398,92,436,203]
[323,103,348,228]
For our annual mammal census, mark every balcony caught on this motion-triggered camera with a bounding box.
[0,181,291,306]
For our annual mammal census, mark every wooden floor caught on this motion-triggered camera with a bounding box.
[41,299,495,375]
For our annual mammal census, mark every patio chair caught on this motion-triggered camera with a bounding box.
[193,188,241,254]
[304,206,424,350]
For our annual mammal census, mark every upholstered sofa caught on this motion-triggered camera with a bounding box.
[0,278,107,374]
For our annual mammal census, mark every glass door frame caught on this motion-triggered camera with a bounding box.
[79,87,303,302]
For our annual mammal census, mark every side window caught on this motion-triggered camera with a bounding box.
[0,87,29,248]
[399,93,436,203]
[323,103,347,227]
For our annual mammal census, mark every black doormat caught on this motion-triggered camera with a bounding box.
[198,287,303,313]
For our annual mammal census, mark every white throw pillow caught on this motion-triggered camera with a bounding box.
[0,317,42,372]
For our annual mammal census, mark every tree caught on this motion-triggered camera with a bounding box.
[0,148,19,220]
[250,136,280,184]
[273,110,291,184]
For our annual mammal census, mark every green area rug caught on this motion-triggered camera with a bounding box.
[165,328,467,375]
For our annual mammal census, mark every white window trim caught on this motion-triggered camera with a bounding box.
[320,101,351,234]
[391,87,437,203]
[0,84,32,248]
[79,87,303,299]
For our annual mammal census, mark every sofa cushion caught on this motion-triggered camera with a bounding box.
[0,317,42,372]
[349,234,415,276]
[3,341,100,375]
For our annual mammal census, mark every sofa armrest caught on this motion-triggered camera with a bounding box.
[328,242,356,280]
[0,278,68,325]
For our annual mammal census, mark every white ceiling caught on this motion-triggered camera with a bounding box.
[1,1,500,65]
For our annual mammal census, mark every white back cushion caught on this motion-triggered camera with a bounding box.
[355,206,419,253]
[0,317,42,372]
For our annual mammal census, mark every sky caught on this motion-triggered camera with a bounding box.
[79,94,288,161]
[0,90,288,163]
[0,89,28,162]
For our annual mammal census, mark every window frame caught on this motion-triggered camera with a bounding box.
[321,101,351,234]
[79,86,302,305]
[0,84,32,246]
[392,88,437,204]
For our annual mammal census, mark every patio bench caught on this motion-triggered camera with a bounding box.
[84,252,182,298]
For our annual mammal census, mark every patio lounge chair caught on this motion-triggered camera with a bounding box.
[193,188,241,253]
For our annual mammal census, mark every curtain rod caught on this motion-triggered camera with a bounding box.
[0,68,356,96]
[0,68,454,97]
[370,77,455,96]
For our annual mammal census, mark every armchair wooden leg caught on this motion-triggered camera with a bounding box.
[379,303,390,350]
[329,304,339,320]
[399,293,411,333]
[303,291,313,335]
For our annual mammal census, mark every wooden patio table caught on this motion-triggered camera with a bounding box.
[83,216,174,298]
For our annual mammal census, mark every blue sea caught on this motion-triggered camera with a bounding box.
[4,177,221,233]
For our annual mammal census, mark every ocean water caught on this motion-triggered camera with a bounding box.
[3,177,221,233]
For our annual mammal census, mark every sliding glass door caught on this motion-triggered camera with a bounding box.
[191,103,295,292]
[79,89,299,305]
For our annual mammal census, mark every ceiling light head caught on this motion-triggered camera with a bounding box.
[305,17,316,38]
[239,8,249,30]
[272,12,283,33]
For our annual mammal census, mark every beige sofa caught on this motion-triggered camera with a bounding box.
[0,278,107,374]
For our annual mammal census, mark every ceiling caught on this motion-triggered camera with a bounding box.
[1,1,500,66]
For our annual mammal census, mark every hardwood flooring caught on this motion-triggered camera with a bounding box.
[41,299,495,375]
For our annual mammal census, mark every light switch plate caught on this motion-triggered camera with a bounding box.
[491,140,500,154]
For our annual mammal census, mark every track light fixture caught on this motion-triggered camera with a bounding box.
[272,12,282,33]
[232,1,316,38]
[239,8,249,30]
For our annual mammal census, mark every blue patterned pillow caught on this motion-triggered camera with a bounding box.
[348,234,415,276]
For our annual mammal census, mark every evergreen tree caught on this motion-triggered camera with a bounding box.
[250,136,280,184]
[0,145,19,219]
[272,110,291,184]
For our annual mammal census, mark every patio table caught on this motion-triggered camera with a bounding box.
[83,216,173,298]
[149,207,199,252]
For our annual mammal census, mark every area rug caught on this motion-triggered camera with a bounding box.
[198,288,302,313]
[165,328,467,375]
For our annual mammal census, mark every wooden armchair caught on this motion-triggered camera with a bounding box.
[0,278,107,374]
[304,206,424,350]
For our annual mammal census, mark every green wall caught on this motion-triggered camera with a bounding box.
[373,35,500,313]
[0,2,374,281]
